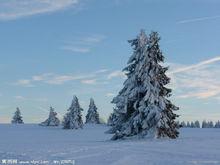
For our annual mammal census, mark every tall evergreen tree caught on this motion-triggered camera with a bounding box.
[11,107,24,124]
[63,96,83,129]
[109,30,179,140]
[40,107,60,126]
[85,98,100,124]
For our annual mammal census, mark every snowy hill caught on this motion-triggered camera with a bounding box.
[0,124,220,165]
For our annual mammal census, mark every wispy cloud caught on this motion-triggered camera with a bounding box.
[14,95,48,102]
[81,79,97,85]
[14,69,110,86]
[168,56,220,74]
[106,93,115,97]
[94,69,109,74]
[14,79,34,87]
[33,73,93,85]
[0,0,79,21]
[32,73,84,84]
[61,35,106,53]
[61,46,90,53]
[14,95,26,100]
[107,70,126,80]
[177,15,220,24]
[169,56,220,99]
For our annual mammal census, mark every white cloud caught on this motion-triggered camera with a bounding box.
[61,35,105,53]
[168,56,220,74]
[0,0,79,21]
[177,15,220,24]
[81,79,97,85]
[14,95,26,100]
[106,93,115,97]
[107,70,126,80]
[61,46,90,53]
[14,79,34,87]
[14,69,110,86]
[169,56,220,99]
[32,73,53,81]
[14,95,48,102]
[32,73,83,85]
[95,69,108,74]
[45,75,82,85]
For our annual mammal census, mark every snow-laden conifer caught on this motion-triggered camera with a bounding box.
[214,121,220,128]
[186,121,191,128]
[109,30,179,140]
[202,120,207,128]
[11,107,24,124]
[63,96,83,129]
[208,121,214,128]
[190,122,195,128]
[194,120,200,128]
[180,121,186,128]
[85,98,100,124]
[40,107,60,126]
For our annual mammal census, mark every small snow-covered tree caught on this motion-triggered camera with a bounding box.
[190,121,195,128]
[40,107,60,126]
[186,121,191,128]
[63,96,83,129]
[11,107,24,124]
[194,120,200,128]
[214,121,220,128]
[208,121,214,128]
[180,121,186,128]
[85,98,100,124]
[109,30,179,140]
[202,120,208,128]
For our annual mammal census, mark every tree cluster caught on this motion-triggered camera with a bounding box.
[11,96,101,129]
[180,120,220,128]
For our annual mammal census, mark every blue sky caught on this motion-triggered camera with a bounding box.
[0,0,220,123]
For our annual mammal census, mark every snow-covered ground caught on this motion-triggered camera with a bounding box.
[0,124,220,165]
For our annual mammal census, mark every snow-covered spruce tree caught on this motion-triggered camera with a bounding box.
[208,121,214,128]
[186,121,191,128]
[40,107,60,126]
[180,121,186,128]
[63,96,83,129]
[11,107,24,124]
[109,30,179,140]
[194,120,200,128]
[190,121,195,128]
[85,98,100,124]
[202,120,207,128]
[215,121,220,128]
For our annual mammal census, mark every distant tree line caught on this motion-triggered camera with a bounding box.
[179,121,220,128]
